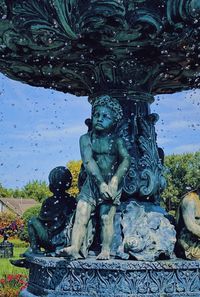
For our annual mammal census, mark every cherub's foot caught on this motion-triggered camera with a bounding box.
[96,250,110,260]
[56,246,83,260]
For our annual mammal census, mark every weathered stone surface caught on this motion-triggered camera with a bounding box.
[112,200,176,261]
[20,256,200,297]
[0,239,13,258]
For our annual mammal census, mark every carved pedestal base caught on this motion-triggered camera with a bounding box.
[20,256,200,297]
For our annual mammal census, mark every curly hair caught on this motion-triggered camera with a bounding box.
[48,166,72,191]
[92,95,123,122]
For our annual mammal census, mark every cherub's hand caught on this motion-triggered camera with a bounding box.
[99,182,111,200]
[108,176,119,200]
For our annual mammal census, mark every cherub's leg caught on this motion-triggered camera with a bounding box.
[57,200,92,259]
[23,217,48,256]
[96,204,116,260]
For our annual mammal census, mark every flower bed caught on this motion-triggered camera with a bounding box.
[0,274,27,297]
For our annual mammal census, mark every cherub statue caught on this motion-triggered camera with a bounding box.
[176,185,200,260]
[23,166,76,256]
[58,95,131,260]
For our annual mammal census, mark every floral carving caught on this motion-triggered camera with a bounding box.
[25,255,200,297]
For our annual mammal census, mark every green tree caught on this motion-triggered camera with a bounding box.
[22,180,50,202]
[67,160,82,197]
[0,183,13,197]
[162,151,200,213]
[0,183,30,199]
[184,151,200,189]
[12,188,25,198]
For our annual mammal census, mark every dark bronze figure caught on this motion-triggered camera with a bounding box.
[23,166,76,256]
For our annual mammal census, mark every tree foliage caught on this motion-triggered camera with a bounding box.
[21,180,50,202]
[0,184,13,198]
[162,151,200,213]
[0,180,50,202]
[67,160,82,197]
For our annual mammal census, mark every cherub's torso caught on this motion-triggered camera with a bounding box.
[90,132,119,181]
[182,192,200,224]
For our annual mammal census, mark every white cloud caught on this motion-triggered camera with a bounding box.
[173,144,200,154]
[167,120,191,130]
[31,124,86,140]
[3,123,86,142]
[156,136,173,146]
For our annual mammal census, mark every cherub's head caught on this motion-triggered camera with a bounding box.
[48,166,72,194]
[91,95,123,132]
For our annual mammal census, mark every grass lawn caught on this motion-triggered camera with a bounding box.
[0,242,29,278]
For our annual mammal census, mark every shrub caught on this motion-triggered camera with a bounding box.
[0,212,24,238]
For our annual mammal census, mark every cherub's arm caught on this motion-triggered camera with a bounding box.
[115,138,131,184]
[182,195,200,238]
[80,134,110,198]
[109,138,131,197]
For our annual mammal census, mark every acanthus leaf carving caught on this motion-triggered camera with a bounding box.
[13,0,77,40]
[137,113,166,202]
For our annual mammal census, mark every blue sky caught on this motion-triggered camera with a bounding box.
[0,73,199,189]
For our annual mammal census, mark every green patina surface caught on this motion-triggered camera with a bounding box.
[0,0,199,95]
[0,1,199,203]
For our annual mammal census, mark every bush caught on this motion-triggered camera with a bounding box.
[0,212,24,238]
[19,205,41,242]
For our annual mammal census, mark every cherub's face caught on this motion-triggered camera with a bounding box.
[92,106,115,132]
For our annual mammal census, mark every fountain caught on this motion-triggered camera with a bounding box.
[0,1,200,296]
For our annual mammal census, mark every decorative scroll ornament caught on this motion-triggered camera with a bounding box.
[0,0,199,95]
[137,113,166,202]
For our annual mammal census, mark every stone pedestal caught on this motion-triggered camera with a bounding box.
[0,240,13,258]
[20,256,200,297]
